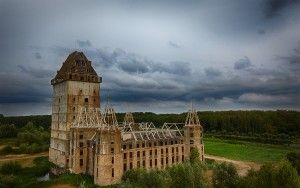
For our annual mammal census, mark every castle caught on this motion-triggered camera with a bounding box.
[49,51,204,186]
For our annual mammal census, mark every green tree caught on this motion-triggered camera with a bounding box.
[286,152,300,175]
[190,147,200,163]
[239,161,300,188]
[0,124,17,138]
[213,162,239,188]
[274,161,300,188]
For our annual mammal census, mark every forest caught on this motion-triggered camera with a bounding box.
[0,110,300,145]
[0,110,299,137]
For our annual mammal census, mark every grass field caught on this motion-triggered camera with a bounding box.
[204,137,300,164]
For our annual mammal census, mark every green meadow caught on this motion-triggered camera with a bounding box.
[204,137,300,163]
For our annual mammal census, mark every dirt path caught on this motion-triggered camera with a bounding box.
[205,154,261,176]
[49,184,76,188]
[0,152,48,163]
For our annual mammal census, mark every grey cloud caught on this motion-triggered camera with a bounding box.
[264,0,300,18]
[34,52,42,59]
[18,65,53,79]
[234,56,252,70]
[76,40,92,47]
[279,43,300,73]
[257,29,266,35]
[118,59,149,74]
[168,41,181,48]
[0,72,51,104]
[204,67,222,77]
[76,47,191,75]
[1,0,300,115]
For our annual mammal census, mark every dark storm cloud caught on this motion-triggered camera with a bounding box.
[1,0,300,115]
[76,40,92,48]
[37,44,300,111]
[264,0,300,18]
[279,44,300,73]
[168,41,181,48]
[59,47,191,75]
[0,72,51,104]
[234,56,252,70]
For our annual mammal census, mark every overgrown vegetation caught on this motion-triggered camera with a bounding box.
[0,157,54,188]
[0,121,49,155]
[119,157,300,188]
[121,160,208,188]
[0,152,299,188]
[238,161,300,188]
[286,152,300,175]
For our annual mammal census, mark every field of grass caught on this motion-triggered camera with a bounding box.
[204,137,300,164]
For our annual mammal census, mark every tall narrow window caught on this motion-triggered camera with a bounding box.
[112,157,114,164]
[112,168,114,177]
[80,159,83,166]
[85,98,88,103]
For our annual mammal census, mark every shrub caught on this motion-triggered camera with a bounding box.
[0,146,13,155]
[286,152,300,175]
[0,175,19,188]
[121,162,207,188]
[212,162,239,188]
[0,161,22,175]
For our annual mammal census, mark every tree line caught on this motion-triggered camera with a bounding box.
[0,110,299,137]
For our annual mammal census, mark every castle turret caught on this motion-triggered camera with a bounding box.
[49,51,102,167]
[184,105,204,161]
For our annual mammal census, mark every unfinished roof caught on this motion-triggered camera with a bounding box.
[51,51,102,85]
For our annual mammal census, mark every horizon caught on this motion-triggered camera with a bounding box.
[1,108,298,118]
[0,0,300,116]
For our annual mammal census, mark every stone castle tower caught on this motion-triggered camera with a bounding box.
[49,51,102,167]
[49,52,204,186]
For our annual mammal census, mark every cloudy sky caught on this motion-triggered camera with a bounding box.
[0,0,300,115]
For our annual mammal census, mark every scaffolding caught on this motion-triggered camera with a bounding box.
[72,104,197,142]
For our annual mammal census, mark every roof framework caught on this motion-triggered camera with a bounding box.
[121,122,184,142]
[185,105,201,126]
[72,104,200,142]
